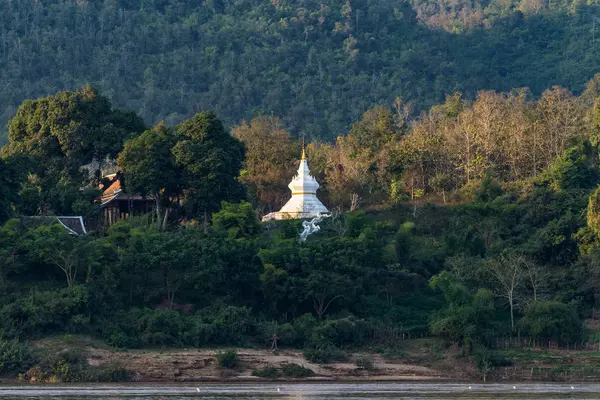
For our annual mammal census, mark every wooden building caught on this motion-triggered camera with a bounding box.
[100,174,154,226]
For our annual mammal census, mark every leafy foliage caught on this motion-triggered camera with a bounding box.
[281,363,315,378]
[520,301,583,343]
[0,81,600,374]
[0,340,33,375]
[252,365,282,378]
[0,1,598,142]
[216,350,239,369]
[1,87,144,215]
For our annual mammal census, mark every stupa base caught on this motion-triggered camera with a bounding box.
[261,211,330,222]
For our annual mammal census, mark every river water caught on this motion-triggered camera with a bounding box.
[0,383,598,399]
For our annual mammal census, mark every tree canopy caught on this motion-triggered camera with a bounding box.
[0,0,599,141]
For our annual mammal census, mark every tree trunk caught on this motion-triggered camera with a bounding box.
[161,207,170,231]
[509,293,515,331]
[154,193,162,229]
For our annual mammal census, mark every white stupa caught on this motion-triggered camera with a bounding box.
[262,147,330,221]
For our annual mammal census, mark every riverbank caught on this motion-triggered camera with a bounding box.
[101,348,448,382]
[21,336,600,383]
[25,336,462,383]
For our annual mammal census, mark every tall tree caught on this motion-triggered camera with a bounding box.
[2,86,145,215]
[486,253,525,332]
[3,86,144,181]
[173,111,245,226]
[118,123,180,231]
[26,224,97,289]
[232,115,298,213]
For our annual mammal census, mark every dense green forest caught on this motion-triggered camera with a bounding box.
[2,0,600,378]
[0,0,599,143]
[2,80,600,382]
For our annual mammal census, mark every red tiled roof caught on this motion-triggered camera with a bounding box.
[100,175,147,206]
[100,178,123,204]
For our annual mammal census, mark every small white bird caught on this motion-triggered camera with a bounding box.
[468,386,472,390]
[571,386,575,390]
[513,386,516,389]
[196,388,200,392]
[277,388,281,392]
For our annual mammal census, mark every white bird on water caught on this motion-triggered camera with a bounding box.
[468,386,472,390]
[571,386,575,390]
[277,388,281,392]
[513,386,517,390]
[196,388,200,392]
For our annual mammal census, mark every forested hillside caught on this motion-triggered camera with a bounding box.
[4,0,600,383]
[2,80,600,381]
[0,0,599,143]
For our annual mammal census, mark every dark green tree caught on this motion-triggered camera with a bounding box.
[25,224,98,289]
[429,271,497,347]
[520,301,582,343]
[212,201,261,239]
[173,111,245,227]
[118,123,180,230]
[2,86,145,215]
[0,159,19,223]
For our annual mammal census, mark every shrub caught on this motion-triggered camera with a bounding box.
[256,321,297,347]
[212,201,261,238]
[135,309,186,347]
[190,305,255,346]
[89,363,131,382]
[0,287,90,339]
[309,317,369,348]
[252,365,281,378]
[216,350,238,369]
[303,346,348,364]
[103,328,142,349]
[102,313,143,349]
[24,348,131,383]
[381,347,408,360]
[355,356,375,370]
[281,363,314,378]
[38,349,89,382]
[291,314,318,346]
[520,300,583,343]
[0,340,33,375]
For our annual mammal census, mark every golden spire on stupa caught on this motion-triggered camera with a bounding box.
[301,139,306,160]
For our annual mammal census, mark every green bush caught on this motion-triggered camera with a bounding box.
[38,349,89,382]
[216,350,238,369]
[190,305,255,346]
[25,349,131,383]
[281,363,314,378]
[103,328,142,349]
[290,314,318,346]
[303,346,348,364]
[0,340,33,375]
[0,287,90,339]
[252,365,281,378]
[520,301,583,343]
[310,317,369,348]
[355,356,375,370]
[136,309,186,347]
[381,347,408,360]
[256,321,298,347]
[89,363,132,382]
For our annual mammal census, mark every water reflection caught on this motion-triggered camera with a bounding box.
[0,383,598,399]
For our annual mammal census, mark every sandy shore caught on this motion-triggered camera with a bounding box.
[82,347,457,382]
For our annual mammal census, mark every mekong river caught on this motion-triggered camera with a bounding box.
[0,383,598,399]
